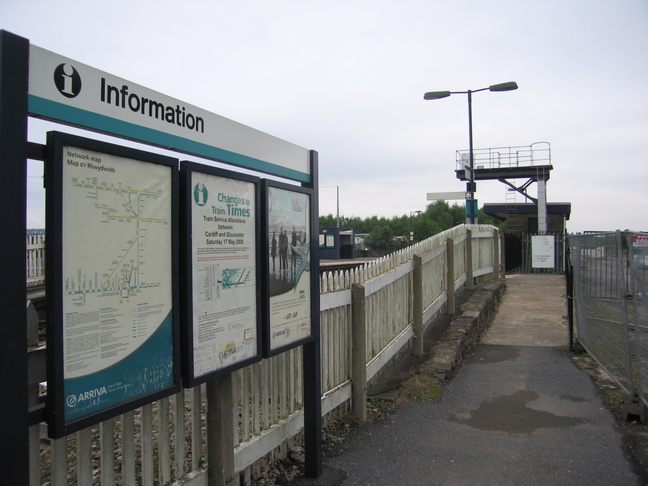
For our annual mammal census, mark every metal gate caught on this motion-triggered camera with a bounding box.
[504,232,567,274]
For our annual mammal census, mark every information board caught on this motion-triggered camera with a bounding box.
[45,132,180,438]
[263,181,314,355]
[531,234,555,269]
[28,44,311,183]
[181,162,262,386]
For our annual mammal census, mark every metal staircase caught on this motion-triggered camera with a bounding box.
[505,185,518,233]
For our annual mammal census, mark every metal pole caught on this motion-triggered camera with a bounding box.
[303,150,322,478]
[0,30,29,485]
[336,185,340,229]
[467,89,476,225]
[410,212,413,241]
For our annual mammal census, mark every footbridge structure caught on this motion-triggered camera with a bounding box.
[455,142,553,233]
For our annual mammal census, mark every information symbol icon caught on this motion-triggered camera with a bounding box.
[54,63,82,98]
[194,183,208,206]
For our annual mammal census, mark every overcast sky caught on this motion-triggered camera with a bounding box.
[3,0,647,233]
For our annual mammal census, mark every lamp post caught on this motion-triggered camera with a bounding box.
[321,185,341,228]
[409,210,421,242]
[423,81,518,224]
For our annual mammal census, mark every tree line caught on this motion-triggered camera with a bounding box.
[319,200,499,254]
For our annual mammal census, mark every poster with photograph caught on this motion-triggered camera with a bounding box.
[182,162,261,385]
[46,132,180,438]
[264,182,313,354]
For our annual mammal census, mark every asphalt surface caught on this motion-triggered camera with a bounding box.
[301,274,641,485]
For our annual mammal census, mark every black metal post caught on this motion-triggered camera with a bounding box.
[0,30,30,485]
[567,264,575,352]
[303,150,322,478]
[467,89,476,225]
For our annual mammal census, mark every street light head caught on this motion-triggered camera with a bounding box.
[488,81,518,92]
[423,90,451,100]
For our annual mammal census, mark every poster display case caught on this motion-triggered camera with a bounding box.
[45,132,180,438]
[180,162,262,386]
[262,181,314,356]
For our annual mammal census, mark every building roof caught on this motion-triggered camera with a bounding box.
[483,202,571,221]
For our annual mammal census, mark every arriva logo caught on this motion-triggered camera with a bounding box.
[66,386,108,407]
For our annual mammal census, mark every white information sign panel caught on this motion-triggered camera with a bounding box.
[28,44,310,182]
[532,235,555,269]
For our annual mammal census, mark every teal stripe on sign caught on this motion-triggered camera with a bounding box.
[28,96,311,183]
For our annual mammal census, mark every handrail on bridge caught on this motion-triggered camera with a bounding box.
[456,141,551,171]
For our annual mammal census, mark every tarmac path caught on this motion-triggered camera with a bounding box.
[321,274,640,485]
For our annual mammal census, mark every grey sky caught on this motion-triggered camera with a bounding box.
[3,0,647,232]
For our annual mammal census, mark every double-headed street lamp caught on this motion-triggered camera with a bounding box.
[423,81,518,224]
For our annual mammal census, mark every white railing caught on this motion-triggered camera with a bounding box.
[455,141,551,171]
[26,232,46,288]
[28,224,501,485]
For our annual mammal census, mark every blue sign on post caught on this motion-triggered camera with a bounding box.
[466,199,479,217]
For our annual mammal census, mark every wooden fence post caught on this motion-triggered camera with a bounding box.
[351,283,367,422]
[27,301,40,485]
[466,229,474,287]
[413,255,423,357]
[207,374,235,486]
[446,238,455,315]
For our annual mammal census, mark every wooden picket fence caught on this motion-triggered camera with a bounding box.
[27,224,500,485]
[26,232,46,288]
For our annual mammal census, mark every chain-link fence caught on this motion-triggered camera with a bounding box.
[569,231,648,407]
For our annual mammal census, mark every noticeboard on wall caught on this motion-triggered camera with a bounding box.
[180,162,262,386]
[531,234,555,269]
[45,132,181,438]
[262,181,314,356]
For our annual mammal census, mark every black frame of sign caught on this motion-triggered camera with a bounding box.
[261,180,315,357]
[45,131,181,438]
[180,161,263,387]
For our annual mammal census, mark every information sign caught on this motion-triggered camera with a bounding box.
[263,181,314,355]
[28,44,310,182]
[181,162,262,386]
[45,132,180,438]
[531,235,555,269]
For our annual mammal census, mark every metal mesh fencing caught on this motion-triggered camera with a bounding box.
[569,231,634,395]
[627,233,648,406]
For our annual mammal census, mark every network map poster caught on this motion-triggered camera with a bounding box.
[45,132,180,438]
[181,162,262,386]
[262,181,314,356]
